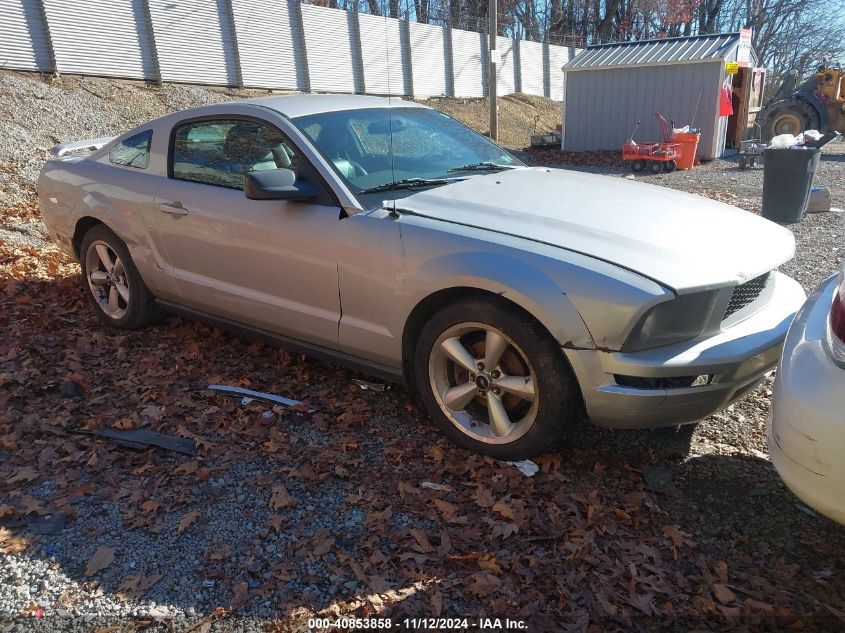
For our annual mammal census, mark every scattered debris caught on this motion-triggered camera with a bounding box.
[26,511,67,535]
[643,465,677,494]
[420,481,453,492]
[503,460,540,477]
[351,378,390,392]
[202,579,216,588]
[807,187,832,214]
[207,384,308,409]
[796,503,820,519]
[71,428,197,456]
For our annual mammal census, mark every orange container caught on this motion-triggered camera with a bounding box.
[673,131,700,170]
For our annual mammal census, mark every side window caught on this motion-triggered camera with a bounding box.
[109,130,153,169]
[171,118,299,189]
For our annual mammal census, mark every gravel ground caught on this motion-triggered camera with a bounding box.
[1,71,844,632]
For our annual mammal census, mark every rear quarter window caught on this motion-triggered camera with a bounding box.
[109,130,153,169]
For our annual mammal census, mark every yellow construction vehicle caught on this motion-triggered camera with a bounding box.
[760,59,845,140]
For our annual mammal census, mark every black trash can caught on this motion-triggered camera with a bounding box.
[761,147,822,224]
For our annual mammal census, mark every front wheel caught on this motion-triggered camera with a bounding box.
[80,225,165,329]
[414,299,582,459]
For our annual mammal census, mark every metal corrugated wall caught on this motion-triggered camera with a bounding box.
[42,0,156,80]
[300,4,356,93]
[496,36,516,95]
[231,0,300,90]
[519,40,544,96]
[563,62,723,159]
[357,12,406,96]
[0,0,53,72]
[2,1,578,99]
[148,0,237,85]
[408,22,447,97]
[451,28,485,98]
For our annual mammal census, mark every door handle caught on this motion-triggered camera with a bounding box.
[159,202,189,216]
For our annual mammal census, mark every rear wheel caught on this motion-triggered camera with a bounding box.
[80,225,165,329]
[738,155,748,169]
[414,299,582,459]
[650,161,663,174]
[631,159,646,173]
[760,98,821,140]
[663,160,677,173]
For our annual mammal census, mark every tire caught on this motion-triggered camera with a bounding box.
[663,160,677,173]
[80,224,165,329]
[631,160,645,173]
[650,161,663,174]
[738,155,747,169]
[760,98,821,141]
[748,156,756,168]
[414,299,582,459]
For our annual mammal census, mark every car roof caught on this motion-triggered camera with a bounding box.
[238,94,428,119]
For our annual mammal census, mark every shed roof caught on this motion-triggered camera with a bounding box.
[564,32,742,71]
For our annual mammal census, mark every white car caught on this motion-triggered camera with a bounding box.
[769,260,845,524]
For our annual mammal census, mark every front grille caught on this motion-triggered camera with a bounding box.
[724,273,770,320]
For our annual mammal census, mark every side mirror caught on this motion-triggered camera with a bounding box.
[244,168,318,201]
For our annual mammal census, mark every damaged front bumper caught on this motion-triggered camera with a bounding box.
[564,271,806,429]
[769,274,844,525]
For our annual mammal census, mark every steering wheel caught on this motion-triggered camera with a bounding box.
[347,159,368,177]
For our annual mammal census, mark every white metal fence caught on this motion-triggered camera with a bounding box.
[0,0,579,99]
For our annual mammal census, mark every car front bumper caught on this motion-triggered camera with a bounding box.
[564,271,806,429]
[768,274,845,525]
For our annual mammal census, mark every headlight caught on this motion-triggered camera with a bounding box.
[623,291,718,352]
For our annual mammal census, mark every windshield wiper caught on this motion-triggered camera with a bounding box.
[358,177,459,194]
[447,161,518,173]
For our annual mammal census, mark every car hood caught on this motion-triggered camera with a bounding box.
[397,167,795,293]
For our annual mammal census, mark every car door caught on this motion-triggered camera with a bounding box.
[150,116,342,348]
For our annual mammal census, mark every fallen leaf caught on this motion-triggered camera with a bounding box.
[140,500,160,513]
[710,583,736,605]
[85,546,115,576]
[266,515,285,533]
[174,461,199,475]
[269,485,297,510]
[492,500,515,521]
[230,581,249,609]
[431,591,443,616]
[432,498,462,522]
[311,535,335,556]
[409,528,434,553]
[177,511,200,534]
[7,466,39,484]
[468,571,500,596]
[115,574,162,600]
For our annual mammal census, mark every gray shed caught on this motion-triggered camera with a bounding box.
[561,32,759,160]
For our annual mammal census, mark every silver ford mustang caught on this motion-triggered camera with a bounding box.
[39,95,806,459]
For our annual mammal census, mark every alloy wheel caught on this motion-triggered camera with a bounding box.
[85,240,130,319]
[428,322,539,444]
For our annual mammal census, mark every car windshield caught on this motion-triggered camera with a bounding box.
[291,107,524,206]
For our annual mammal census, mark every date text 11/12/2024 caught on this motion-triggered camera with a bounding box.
[307,617,529,630]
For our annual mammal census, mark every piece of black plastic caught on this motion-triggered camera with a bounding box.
[71,428,197,455]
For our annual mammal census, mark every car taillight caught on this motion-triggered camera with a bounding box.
[827,276,845,367]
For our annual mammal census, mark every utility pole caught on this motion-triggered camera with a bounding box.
[488,0,498,140]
